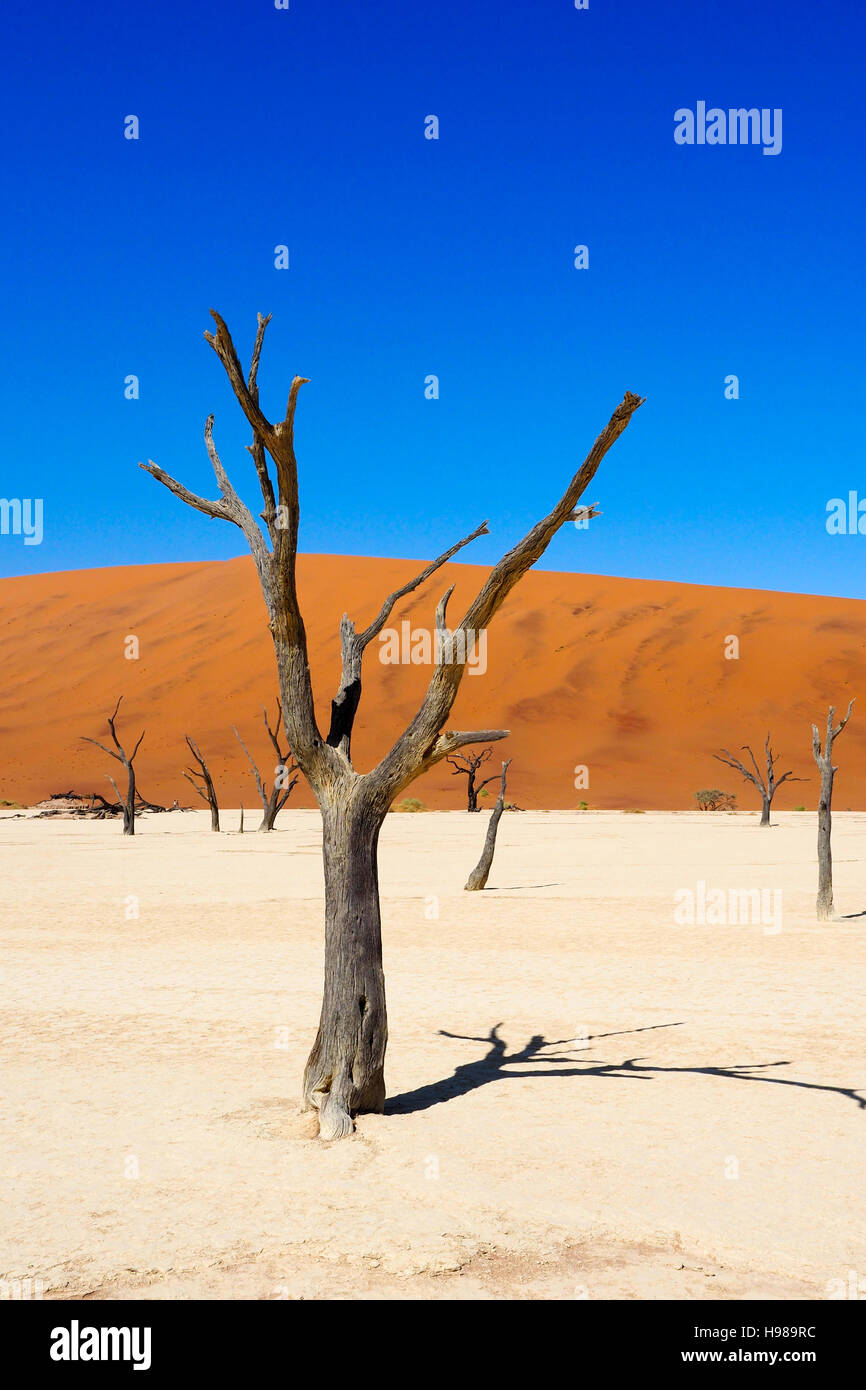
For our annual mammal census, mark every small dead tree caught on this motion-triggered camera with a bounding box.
[447,746,500,812]
[183,736,220,831]
[81,697,144,836]
[465,760,512,891]
[811,700,854,920]
[233,701,298,831]
[713,734,803,826]
[141,308,643,1138]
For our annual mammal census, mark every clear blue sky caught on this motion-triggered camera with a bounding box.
[1,0,864,596]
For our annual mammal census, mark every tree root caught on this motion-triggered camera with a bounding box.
[317,1092,355,1142]
[303,1059,384,1141]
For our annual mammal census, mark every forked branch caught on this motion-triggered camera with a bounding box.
[81,697,144,835]
[370,391,645,799]
[327,520,491,756]
[183,735,220,831]
[140,312,644,812]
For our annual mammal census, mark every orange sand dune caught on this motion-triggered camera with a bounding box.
[0,555,863,810]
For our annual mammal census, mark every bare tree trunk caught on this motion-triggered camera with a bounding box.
[124,763,135,835]
[760,796,770,827]
[816,763,834,919]
[812,701,854,922]
[239,804,244,834]
[107,771,135,835]
[465,761,511,891]
[302,797,387,1140]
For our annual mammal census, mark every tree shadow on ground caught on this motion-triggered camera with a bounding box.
[385,1022,866,1115]
[485,883,562,891]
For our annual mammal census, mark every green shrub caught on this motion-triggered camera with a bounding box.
[695,789,736,811]
[394,798,428,813]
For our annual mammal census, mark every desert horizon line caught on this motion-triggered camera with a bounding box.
[1,550,864,608]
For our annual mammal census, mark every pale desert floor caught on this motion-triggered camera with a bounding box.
[1,808,864,1301]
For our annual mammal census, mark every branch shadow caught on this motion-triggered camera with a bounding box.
[485,883,563,891]
[385,1022,866,1116]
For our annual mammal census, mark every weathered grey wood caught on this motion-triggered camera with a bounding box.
[328,521,489,757]
[464,760,511,890]
[811,701,854,920]
[81,697,144,835]
[183,735,220,831]
[141,309,644,1137]
[302,794,388,1140]
[713,734,802,827]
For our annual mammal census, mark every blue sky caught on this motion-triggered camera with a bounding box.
[1,0,864,596]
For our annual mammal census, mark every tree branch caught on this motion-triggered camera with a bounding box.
[142,311,323,765]
[233,724,268,812]
[423,729,509,771]
[713,749,764,794]
[369,391,644,800]
[138,460,233,523]
[326,521,490,756]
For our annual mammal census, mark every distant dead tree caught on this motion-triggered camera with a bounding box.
[233,701,298,831]
[447,746,501,812]
[713,734,803,826]
[140,307,643,1138]
[465,760,512,891]
[812,700,854,920]
[81,697,144,836]
[183,736,220,831]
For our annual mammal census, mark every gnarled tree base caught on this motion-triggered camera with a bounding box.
[302,1057,386,1141]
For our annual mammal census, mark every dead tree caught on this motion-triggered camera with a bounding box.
[811,701,854,920]
[465,760,512,890]
[81,697,144,835]
[233,701,298,831]
[447,746,500,812]
[140,308,644,1138]
[713,734,803,826]
[183,735,220,831]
